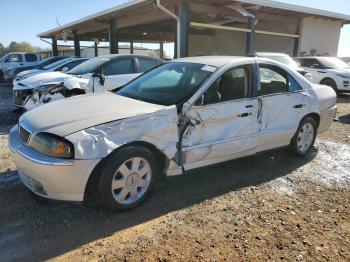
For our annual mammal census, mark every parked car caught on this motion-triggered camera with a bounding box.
[0,52,40,81]
[9,56,337,210]
[295,56,350,93]
[256,52,312,81]
[5,56,65,82]
[21,54,164,110]
[13,58,89,107]
[13,57,86,84]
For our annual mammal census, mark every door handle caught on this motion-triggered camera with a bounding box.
[245,105,253,108]
[293,104,304,109]
[239,112,251,118]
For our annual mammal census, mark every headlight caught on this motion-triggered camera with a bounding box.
[29,133,74,158]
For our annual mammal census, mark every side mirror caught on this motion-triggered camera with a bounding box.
[93,72,105,86]
[62,67,69,72]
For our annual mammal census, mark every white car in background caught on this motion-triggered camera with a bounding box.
[0,52,40,80]
[256,52,312,81]
[13,57,86,84]
[295,57,350,94]
[13,58,89,107]
[21,55,164,110]
[9,56,337,210]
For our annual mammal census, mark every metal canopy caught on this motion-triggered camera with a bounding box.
[37,0,350,42]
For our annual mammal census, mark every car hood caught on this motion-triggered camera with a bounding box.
[18,71,70,89]
[20,92,166,137]
[17,69,42,77]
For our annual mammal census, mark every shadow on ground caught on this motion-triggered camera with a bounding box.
[0,146,317,261]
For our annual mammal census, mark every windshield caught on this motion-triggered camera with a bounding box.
[67,57,110,75]
[43,58,72,70]
[318,57,350,69]
[261,55,298,68]
[118,62,215,106]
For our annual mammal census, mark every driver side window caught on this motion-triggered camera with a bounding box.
[196,65,251,106]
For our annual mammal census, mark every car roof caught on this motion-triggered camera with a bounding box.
[256,52,290,57]
[295,56,338,59]
[172,56,254,68]
[96,54,163,61]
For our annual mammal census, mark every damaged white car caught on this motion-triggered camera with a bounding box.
[9,56,337,210]
[19,55,164,110]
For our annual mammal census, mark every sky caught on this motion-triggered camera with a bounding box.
[0,0,349,57]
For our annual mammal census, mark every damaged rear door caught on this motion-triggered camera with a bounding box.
[181,63,259,170]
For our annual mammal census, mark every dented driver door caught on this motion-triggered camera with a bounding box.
[181,64,259,171]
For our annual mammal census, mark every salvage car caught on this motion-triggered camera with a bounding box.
[13,58,89,107]
[13,57,87,84]
[21,54,164,110]
[7,56,65,82]
[295,56,350,94]
[256,52,312,81]
[9,56,337,210]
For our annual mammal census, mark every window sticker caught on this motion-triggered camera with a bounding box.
[201,65,217,72]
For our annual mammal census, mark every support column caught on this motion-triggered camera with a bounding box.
[74,33,81,57]
[52,37,58,56]
[179,1,189,58]
[109,19,119,54]
[130,40,134,54]
[293,19,302,57]
[173,21,178,58]
[160,41,164,59]
[246,17,256,56]
[94,41,98,57]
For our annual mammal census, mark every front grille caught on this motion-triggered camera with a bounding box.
[13,89,32,106]
[19,124,31,144]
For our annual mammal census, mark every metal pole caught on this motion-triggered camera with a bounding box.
[74,33,81,57]
[109,19,119,54]
[52,37,58,56]
[179,1,189,58]
[94,41,98,57]
[246,17,256,56]
[160,41,164,59]
[130,40,134,54]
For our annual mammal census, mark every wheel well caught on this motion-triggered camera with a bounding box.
[302,113,320,128]
[320,77,336,85]
[84,141,168,201]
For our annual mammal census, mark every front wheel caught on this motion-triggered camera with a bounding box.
[320,78,338,94]
[290,117,317,156]
[96,146,158,211]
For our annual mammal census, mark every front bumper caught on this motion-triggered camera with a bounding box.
[318,105,337,134]
[8,125,100,201]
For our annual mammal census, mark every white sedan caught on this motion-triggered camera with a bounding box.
[9,56,337,210]
[13,55,163,110]
[295,56,350,94]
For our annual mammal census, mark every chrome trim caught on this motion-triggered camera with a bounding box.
[16,149,74,166]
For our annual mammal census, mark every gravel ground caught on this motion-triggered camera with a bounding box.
[0,82,349,262]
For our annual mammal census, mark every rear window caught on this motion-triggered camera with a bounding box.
[138,58,158,72]
[25,54,38,62]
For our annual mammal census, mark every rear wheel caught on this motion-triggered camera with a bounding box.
[96,145,158,211]
[321,78,338,94]
[290,117,317,156]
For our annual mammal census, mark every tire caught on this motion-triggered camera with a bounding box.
[320,78,338,94]
[290,117,317,156]
[95,145,159,211]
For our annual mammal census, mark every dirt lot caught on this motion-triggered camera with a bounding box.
[0,82,349,262]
